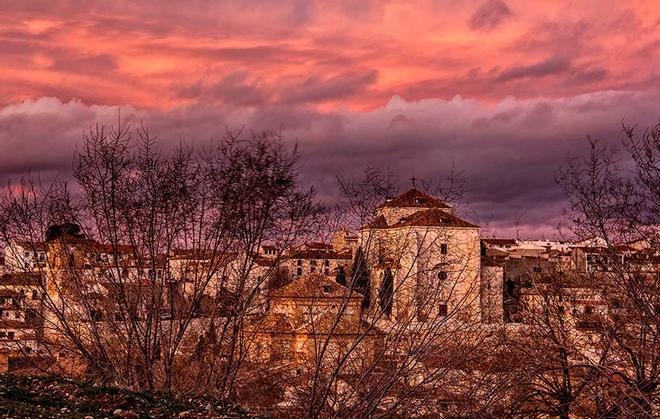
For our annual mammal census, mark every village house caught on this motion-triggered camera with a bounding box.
[0,272,43,367]
[247,273,383,367]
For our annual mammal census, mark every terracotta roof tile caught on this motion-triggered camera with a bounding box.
[0,273,43,286]
[269,273,361,300]
[251,313,295,334]
[378,188,450,209]
[0,319,34,329]
[362,214,388,230]
[482,238,517,246]
[285,249,352,260]
[390,208,478,228]
[12,241,47,251]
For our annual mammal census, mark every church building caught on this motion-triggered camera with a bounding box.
[358,187,485,324]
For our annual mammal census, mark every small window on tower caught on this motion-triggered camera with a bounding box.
[438,304,448,316]
[440,244,447,255]
[437,271,448,281]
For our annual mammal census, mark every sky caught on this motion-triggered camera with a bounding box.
[0,0,659,238]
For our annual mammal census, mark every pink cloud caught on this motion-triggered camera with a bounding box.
[0,0,658,237]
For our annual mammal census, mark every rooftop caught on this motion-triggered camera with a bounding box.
[378,188,450,209]
[269,273,360,300]
[390,208,478,229]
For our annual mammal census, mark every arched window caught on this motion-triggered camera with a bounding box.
[379,268,394,316]
[437,271,448,281]
[335,266,346,286]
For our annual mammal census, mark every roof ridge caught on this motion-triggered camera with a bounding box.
[378,187,450,209]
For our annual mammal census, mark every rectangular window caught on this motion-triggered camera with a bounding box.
[440,244,447,255]
[438,304,448,316]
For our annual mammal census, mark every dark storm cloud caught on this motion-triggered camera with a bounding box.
[2,89,659,238]
[280,71,379,104]
[469,0,513,31]
[496,57,571,82]
[177,73,269,107]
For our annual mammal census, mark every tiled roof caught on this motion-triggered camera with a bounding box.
[0,289,21,298]
[250,313,295,334]
[482,238,517,246]
[269,273,361,300]
[303,242,334,250]
[285,249,352,260]
[12,241,47,251]
[362,214,388,230]
[0,319,34,329]
[378,188,450,209]
[483,248,510,258]
[390,208,478,228]
[0,273,43,286]
[298,311,362,335]
[254,256,275,267]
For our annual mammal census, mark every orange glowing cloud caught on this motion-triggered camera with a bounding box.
[0,0,657,111]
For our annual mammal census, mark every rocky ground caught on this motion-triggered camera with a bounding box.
[0,374,254,418]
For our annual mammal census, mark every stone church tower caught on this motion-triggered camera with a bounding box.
[358,188,482,324]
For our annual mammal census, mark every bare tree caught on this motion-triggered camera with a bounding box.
[554,122,659,417]
[0,124,321,398]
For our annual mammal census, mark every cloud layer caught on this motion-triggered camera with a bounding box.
[0,0,659,237]
[3,90,659,238]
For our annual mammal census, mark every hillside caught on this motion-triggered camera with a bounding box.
[0,374,253,418]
